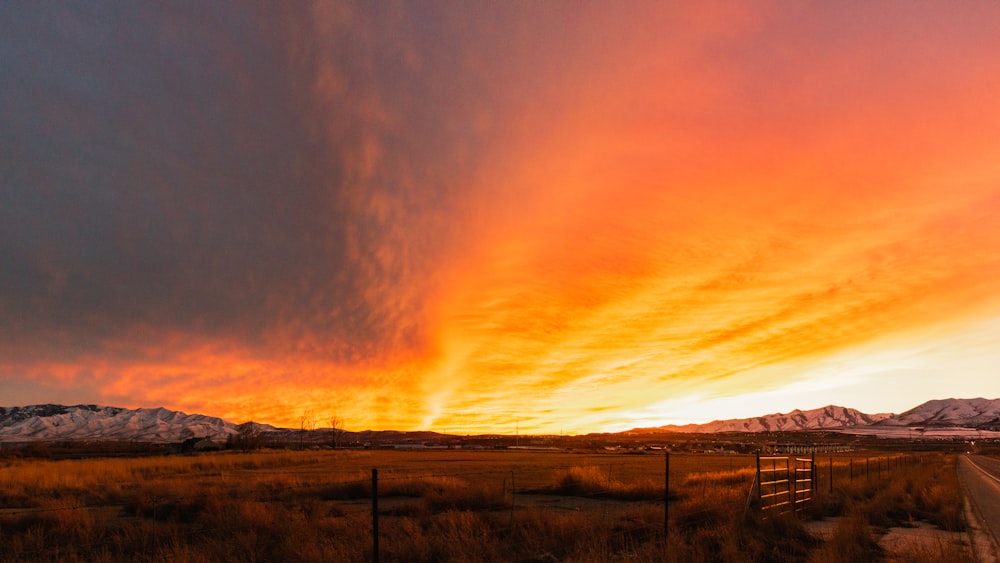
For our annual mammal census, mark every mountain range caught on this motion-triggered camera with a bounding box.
[2,398,1000,443]
[0,404,253,443]
[651,405,893,433]
[643,397,1000,433]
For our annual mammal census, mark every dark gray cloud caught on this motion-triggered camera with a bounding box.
[0,2,526,364]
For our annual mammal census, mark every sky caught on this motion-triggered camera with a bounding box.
[4,2,1000,434]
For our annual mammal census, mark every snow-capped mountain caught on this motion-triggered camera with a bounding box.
[4,398,1000,442]
[651,405,893,433]
[0,404,246,443]
[875,397,1000,429]
[641,398,1000,433]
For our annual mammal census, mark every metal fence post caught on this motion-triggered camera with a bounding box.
[664,451,669,543]
[811,453,816,495]
[789,456,795,514]
[372,468,379,563]
[509,470,516,528]
[755,451,762,510]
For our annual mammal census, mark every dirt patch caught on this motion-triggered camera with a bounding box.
[805,517,972,560]
[875,522,967,554]
[803,517,843,541]
[516,493,662,514]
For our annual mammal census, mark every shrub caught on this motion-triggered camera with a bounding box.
[549,465,663,500]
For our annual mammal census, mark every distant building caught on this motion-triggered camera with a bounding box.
[178,437,222,453]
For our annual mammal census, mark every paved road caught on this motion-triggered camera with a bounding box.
[959,455,1000,559]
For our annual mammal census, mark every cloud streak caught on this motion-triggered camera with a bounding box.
[4,2,1000,432]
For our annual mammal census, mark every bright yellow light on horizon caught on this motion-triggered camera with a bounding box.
[8,4,1000,435]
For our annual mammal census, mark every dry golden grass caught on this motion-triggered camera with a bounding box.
[805,453,975,562]
[0,449,977,561]
[547,465,664,500]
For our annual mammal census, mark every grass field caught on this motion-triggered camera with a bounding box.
[0,448,976,561]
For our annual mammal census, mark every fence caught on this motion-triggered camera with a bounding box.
[754,453,814,518]
[365,454,676,562]
[0,450,682,561]
[0,449,923,561]
[748,453,920,520]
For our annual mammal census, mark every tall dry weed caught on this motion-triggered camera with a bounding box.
[0,449,976,561]
[807,511,881,562]
[549,465,663,500]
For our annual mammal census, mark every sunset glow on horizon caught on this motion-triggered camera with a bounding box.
[5,3,1000,434]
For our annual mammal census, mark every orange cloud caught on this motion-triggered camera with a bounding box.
[6,3,1000,433]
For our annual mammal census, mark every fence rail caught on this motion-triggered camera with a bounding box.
[755,453,815,518]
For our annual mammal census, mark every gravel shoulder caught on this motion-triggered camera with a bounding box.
[958,455,1000,562]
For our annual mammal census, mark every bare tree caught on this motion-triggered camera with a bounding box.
[231,421,263,452]
[329,413,345,449]
[299,409,315,449]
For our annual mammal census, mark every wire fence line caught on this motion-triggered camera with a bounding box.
[0,450,924,561]
[1,452,682,559]
[749,453,922,521]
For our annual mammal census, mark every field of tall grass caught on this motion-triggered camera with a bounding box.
[0,449,976,561]
[806,454,974,563]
